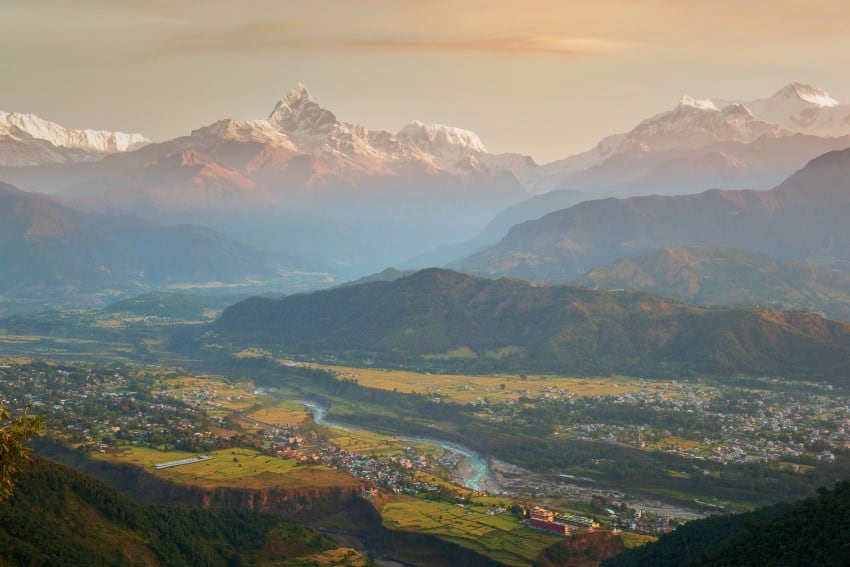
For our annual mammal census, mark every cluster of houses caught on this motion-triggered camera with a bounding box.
[551,379,850,465]
[527,506,599,536]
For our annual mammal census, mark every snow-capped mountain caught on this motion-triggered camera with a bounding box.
[533,83,850,195]
[539,94,790,181]
[715,82,850,138]
[0,110,149,166]
[69,84,534,195]
[397,120,486,163]
[0,85,535,276]
[103,84,525,183]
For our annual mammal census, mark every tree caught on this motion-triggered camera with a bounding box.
[0,407,45,501]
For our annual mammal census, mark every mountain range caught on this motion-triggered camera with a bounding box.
[3,82,850,276]
[533,82,850,196]
[0,110,148,167]
[214,268,850,383]
[457,146,850,280]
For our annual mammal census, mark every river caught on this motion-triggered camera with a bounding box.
[298,400,499,492]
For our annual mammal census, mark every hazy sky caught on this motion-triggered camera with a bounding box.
[4,0,850,162]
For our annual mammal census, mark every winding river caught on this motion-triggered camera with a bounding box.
[298,400,497,492]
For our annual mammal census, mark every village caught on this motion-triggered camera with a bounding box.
[2,360,849,534]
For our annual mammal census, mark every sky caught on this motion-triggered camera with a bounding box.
[3,0,850,163]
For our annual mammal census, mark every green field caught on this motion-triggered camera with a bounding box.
[308,362,673,404]
[381,496,563,566]
[95,447,362,490]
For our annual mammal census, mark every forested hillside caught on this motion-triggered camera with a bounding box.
[603,480,850,566]
[215,268,850,383]
[0,456,329,566]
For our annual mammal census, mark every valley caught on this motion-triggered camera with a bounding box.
[3,287,850,564]
[5,15,850,562]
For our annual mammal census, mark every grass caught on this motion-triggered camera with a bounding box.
[308,363,672,404]
[422,346,477,359]
[248,400,310,427]
[619,532,657,549]
[292,548,368,566]
[381,496,563,566]
[95,447,362,490]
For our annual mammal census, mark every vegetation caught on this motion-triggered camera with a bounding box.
[381,495,562,565]
[96,447,362,490]
[0,406,43,501]
[603,480,850,566]
[214,268,850,383]
[0,456,335,566]
[571,245,850,322]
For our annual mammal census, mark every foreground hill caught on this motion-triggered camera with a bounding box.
[0,456,328,566]
[571,246,850,322]
[458,147,850,280]
[0,182,322,307]
[603,480,850,567]
[215,268,850,382]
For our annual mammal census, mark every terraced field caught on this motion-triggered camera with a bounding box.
[381,496,563,566]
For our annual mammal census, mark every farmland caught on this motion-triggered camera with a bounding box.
[307,362,675,404]
[381,495,563,566]
[94,446,361,490]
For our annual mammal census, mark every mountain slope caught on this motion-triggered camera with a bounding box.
[0,456,325,566]
[458,147,850,280]
[571,246,850,322]
[602,480,850,567]
[214,268,850,383]
[0,182,316,306]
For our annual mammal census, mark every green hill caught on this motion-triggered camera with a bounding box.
[571,246,850,322]
[602,480,850,567]
[0,456,329,566]
[215,268,850,383]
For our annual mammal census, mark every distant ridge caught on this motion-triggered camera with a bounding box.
[570,246,850,322]
[458,146,850,280]
[0,109,148,166]
[0,182,315,307]
[215,268,850,383]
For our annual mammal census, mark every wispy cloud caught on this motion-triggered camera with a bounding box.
[345,35,622,58]
[164,20,623,59]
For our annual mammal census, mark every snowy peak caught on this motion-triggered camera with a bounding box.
[712,82,850,137]
[397,120,487,162]
[597,94,784,156]
[0,110,149,153]
[678,95,718,111]
[772,82,839,108]
[267,85,337,137]
[720,102,754,117]
[283,83,314,105]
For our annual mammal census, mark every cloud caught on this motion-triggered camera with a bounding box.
[164,20,623,59]
[344,35,622,58]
